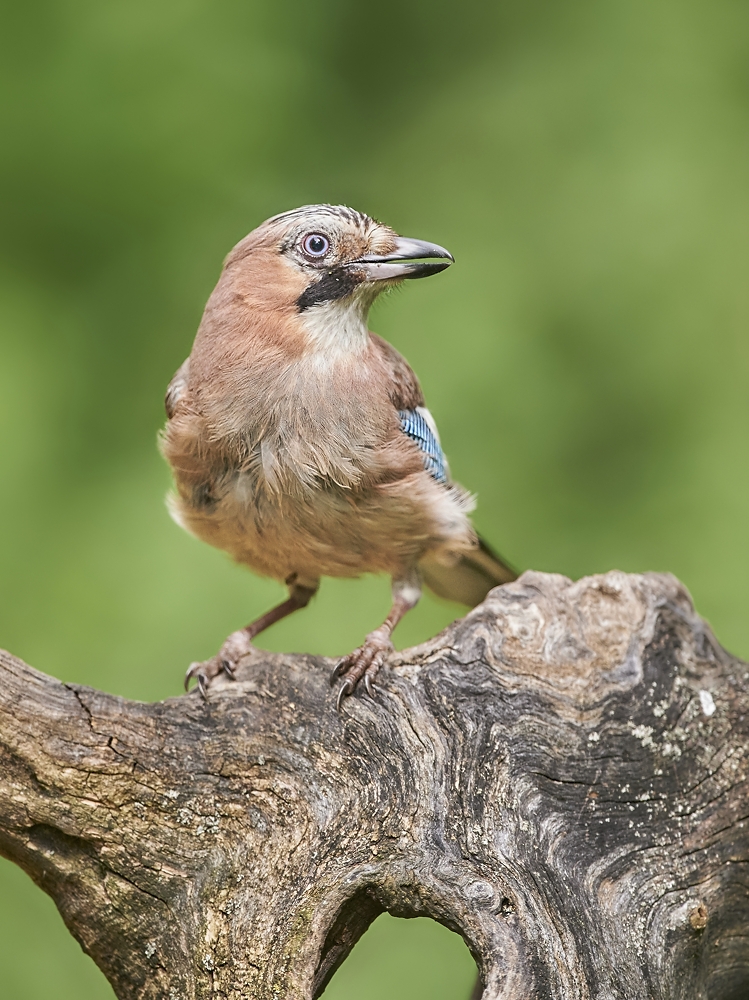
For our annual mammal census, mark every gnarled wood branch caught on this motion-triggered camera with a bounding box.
[0,571,747,999]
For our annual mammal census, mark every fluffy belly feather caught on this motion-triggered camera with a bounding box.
[169,469,475,584]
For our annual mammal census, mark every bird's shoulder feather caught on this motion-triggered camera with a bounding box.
[368,333,451,486]
[369,333,424,410]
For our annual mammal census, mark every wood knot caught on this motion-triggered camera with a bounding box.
[688,904,708,931]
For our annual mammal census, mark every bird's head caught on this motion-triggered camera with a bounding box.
[218,205,454,355]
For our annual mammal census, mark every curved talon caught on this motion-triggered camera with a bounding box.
[336,678,354,711]
[185,663,199,692]
[332,635,392,704]
[330,660,346,685]
[184,631,254,700]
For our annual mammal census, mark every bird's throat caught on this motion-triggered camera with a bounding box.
[299,294,372,363]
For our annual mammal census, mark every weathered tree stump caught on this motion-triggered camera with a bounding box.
[0,571,747,999]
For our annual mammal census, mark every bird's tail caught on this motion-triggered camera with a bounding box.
[419,535,518,608]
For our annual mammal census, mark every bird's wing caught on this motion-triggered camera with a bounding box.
[370,333,518,602]
[369,334,449,483]
[420,534,518,607]
[398,406,448,484]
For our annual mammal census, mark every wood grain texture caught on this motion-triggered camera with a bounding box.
[0,570,747,999]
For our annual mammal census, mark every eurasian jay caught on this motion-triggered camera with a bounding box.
[161,204,516,706]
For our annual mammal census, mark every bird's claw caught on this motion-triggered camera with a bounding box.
[184,632,253,699]
[333,632,392,709]
[185,662,200,692]
[185,661,218,700]
[336,678,354,711]
[185,659,237,699]
[329,660,346,685]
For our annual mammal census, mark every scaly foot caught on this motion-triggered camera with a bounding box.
[184,629,254,699]
[330,627,394,709]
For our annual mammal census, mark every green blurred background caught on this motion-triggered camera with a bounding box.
[1,0,748,996]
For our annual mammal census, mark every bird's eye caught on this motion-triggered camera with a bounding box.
[302,233,330,258]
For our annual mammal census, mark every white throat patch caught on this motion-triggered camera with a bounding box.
[300,295,371,361]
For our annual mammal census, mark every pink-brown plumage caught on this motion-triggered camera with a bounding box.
[161,205,515,703]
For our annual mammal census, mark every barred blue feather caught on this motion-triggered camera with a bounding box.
[398,408,448,484]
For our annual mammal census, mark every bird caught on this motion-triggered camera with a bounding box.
[161,204,516,706]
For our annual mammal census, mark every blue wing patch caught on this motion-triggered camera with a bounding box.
[398,408,448,484]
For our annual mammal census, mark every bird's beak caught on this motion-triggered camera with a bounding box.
[350,237,454,281]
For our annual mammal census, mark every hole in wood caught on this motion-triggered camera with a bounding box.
[320,914,478,1000]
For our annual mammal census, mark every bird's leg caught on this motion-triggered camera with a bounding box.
[332,574,421,708]
[185,579,318,699]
